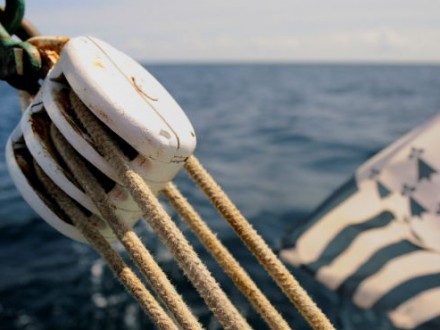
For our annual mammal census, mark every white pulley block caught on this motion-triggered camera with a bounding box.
[6,36,197,243]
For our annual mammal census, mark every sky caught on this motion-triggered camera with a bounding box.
[23,0,440,63]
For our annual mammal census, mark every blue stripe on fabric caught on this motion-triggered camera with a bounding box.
[372,273,440,311]
[306,210,394,272]
[336,241,419,298]
[415,314,440,330]
[283,176,358,248]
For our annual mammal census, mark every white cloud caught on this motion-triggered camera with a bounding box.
[252,36,301,50]
[24,0,440,63]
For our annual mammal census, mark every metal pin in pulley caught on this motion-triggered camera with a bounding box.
[6,36,197,243]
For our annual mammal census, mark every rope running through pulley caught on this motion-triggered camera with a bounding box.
[1,1,334,329]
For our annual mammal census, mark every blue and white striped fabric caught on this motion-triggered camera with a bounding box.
[281,113,440,329]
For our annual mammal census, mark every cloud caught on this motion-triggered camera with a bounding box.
[360,29,407,48]
[252,36,301,50]
[24,0,440,63]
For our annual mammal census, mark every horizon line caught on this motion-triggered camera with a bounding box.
[138,59,440,66]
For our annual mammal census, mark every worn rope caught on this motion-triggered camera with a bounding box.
[50,125,203,330]
[163,182,292,330]
[69,91,252,330]
[184,156,335,330]
[34,164,179,330]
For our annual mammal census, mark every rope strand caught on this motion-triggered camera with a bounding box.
[69,91,252,330]
[184,156,335,330]
[34,164,179,330]
[50,125,203,330]
[163,182,292,330]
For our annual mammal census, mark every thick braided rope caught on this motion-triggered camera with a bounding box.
[50,126,203,330]
[184,156,335,330]
[69,92,252,330]
[34,164,179,330]
[163,182,292,330]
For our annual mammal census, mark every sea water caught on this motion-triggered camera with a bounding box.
[1,64,440,329]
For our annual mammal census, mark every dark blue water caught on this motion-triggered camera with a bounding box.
[1,64,440,330]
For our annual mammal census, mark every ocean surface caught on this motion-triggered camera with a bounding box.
[1,64,440,330]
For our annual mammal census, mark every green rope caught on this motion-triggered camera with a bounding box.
[0,0,25,35]
[0,0,42,93]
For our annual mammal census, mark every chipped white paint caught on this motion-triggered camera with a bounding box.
[6,36,197,243]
